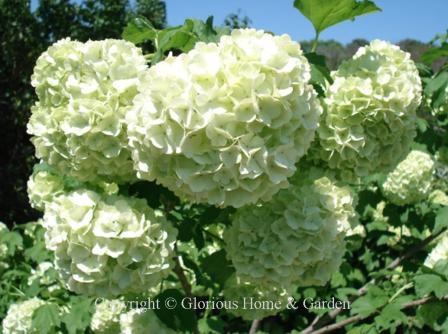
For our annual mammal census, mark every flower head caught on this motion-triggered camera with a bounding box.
[42,189,177,297]
[28,39,147,183]
[314,40,422,181]
[126,28,322,207]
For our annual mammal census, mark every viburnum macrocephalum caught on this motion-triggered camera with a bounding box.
[2,298,48,334]
[224,168,357,291]
[126,28,322,208]
[28,39,147,184]
[42,189,177,297]
[314,40,422,181]
[382,150,435,206]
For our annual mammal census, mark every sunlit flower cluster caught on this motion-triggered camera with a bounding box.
[382,150,434,205]
[314,40,422,181]
[126,28,322,207]
[42,189,177,297]
[28,39,147,183]
[27,170,65,211]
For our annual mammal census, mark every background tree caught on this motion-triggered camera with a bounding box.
[0,0,166,227]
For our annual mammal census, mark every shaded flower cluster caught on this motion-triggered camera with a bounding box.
[224,168,357,290]
[314,40,422,181]
[120,308,175,334]
[42,189,177,297]
[126,28,322,207]
[382,150,434,205]
[28,39,147,183]
[223,274,290,320]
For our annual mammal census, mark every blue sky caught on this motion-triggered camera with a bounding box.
[165,0,447,44]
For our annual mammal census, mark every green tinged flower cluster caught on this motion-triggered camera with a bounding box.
[119,309,176,334]
[223,274,290,320]
[314,40,422,181]
[28,38,147,184]
[382,150,435,205]
[224,168,357,290]
[27,170,65,211]
[126,28,322,208]
[2,298,47,334]
[91,299,127,334]
[42,189,177,297]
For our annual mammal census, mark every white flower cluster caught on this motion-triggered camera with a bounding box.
[91,299,127,334]
[2,298,47,334]
[28,39,147,183]
[223,274,290,320]
[27,170,65,211]
[126,28,322,207]
[314,40,422,181]
[382,150,435,205]
[224,168,357,290]
[425,233,448,269]
[42,189,177,297]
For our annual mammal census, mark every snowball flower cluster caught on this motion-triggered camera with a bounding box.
[42,189,177,297]
[223,274,290,320]
[91,299,127,333]
[314,40,422,181]
[2,298,47,334]
[224,168,357,290]
[382,150,434,205]
[27,170,65,211]
[120,309,175,334]
[126,28,322,207]
[28,39,147,184]
[424,233,448,269]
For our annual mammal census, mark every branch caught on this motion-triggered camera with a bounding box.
[301,229,446,334]
[173,252,193,297]
[309,296,448,334]
[249,319,261,334]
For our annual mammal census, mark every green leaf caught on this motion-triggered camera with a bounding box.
[293,0,381,35]
[434,207,448,234]
[414,274,448,298]
[60,297,93,334]
[200,249,235,286]
[154,289,198,332]
[122,17,157,44]
[304,52,332,96]
[190,16,219,43]
[198,316,226,334]
[421,44,448,64]
[416,301,448,329]
[351,286,388,317]
[374,302,407,331]
[32,304,61,334]
[156,20,197,55]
